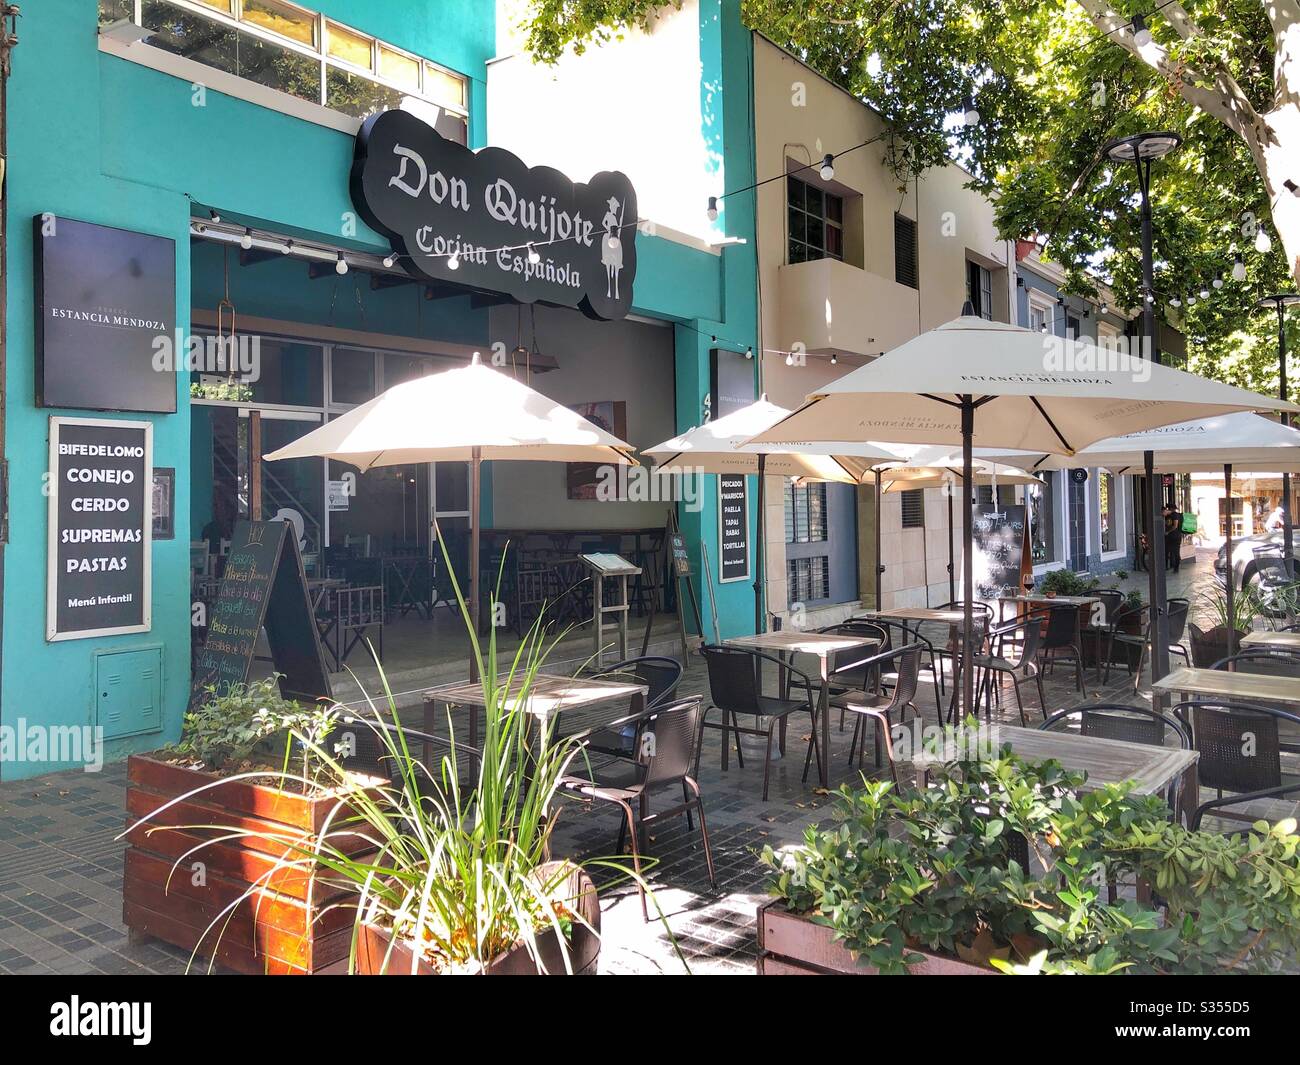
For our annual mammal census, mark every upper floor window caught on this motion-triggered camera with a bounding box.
[788,176,843,264]
[785,480,828,543]
[966,261,993,320]
[103,0,468,141]
[894,213,918,289]
[901,489,925,529]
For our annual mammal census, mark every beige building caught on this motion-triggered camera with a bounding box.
[752,34,1019,623]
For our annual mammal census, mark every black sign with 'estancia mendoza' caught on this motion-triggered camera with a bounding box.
[48,418,152,641]
[351,109,638,321]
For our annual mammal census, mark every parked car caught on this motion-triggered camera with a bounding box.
[1214,531,1300,591]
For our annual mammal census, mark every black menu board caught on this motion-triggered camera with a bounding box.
[668,530,692,576]
[47,418,152,641]
[188,520,331,711]
[718,473,750,583]
[970,504,1029,601]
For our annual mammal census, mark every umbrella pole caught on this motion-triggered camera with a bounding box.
[947,488,956,603]
[875,469,883,609]
[1145,450,1171,703]
[961,397,975,719]
[1224,463,1236,656]
[470,446,481,683]
[754,453,766,634]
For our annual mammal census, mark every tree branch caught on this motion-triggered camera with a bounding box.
[1071,0,1262,139]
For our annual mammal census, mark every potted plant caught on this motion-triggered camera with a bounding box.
[1190,585,1262,664]
[757,740,1300,975]
[123,676,383,974]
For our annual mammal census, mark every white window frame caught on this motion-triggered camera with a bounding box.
[1096,468,1129,562]
[1026,289,1055,335]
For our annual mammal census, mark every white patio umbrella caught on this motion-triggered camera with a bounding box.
[749,315,1300,713]
[644,396,907,630]
[264,354,637,676]
[992,412,1300,656]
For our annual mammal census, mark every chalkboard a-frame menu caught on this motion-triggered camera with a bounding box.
[189,520,332,712]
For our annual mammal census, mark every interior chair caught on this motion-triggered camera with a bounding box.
[560,698,716,920]
[971,615,1046,726]
[698,645,819,801]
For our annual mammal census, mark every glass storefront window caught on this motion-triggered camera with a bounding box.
[330,347,376,405]
[434,462,469,514]
[144,1,239,75]
[325,20,371,66]
[238,31,321,103]
[1099,472,1118,553]
[99,0,135,26]
[326,65,404,119]
[1029,472,1057,563]
[424,61,466,107]
[383,352,438,387]
[379,44,421,90]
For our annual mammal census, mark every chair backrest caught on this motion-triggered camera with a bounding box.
[1166,598,1190,642]
[639,698,705,787]
[1095,589,1123,620]
[595,656,684,709]
[1211,650,1300,680]
[1040,605,1078,649]
[886,645,922,709]
[995,615,1043,666]
[701,645,761,715]
[1188,623,1238,669]
[820,622,887,691]
[1179,700,1287,794]
[1040,703,1191,749]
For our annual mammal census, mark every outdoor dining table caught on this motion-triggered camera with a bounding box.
[1151,666,1300,712]
[854,607,967,624]
[723,630,881,788]
[1241,631,1300,651]
[421,673,648,762]
[904,722,1200,824]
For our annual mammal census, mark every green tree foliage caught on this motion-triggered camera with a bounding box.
[518,1,1300,392]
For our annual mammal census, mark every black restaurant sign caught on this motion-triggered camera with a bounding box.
[351,109,637,321]
[718,473,750,583]
[34,215,177,413]
[47,418,152,641]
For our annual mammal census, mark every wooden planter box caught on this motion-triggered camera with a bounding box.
[123,753,381,975]
[353,862,601,975]
[756,899,990,975]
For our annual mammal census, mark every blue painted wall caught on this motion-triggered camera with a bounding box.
[3,0,760,777]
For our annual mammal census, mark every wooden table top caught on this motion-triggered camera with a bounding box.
[1241,631,1300,650]
[724,631,879,658]
[1001,594,1100,607]
[425,674,647,722]
[854,608,966,624]
[908,723,1198,797]
[1152,667,1300,707]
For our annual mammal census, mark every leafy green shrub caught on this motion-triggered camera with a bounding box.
[762,747,1300,974]
[1037,568,1100,597]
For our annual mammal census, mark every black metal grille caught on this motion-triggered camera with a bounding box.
[901,489,925,528]
[894,213,918,289]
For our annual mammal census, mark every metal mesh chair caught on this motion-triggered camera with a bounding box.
[828,645,924,781]
[1037,603,1088,695]
[582,656,685,757]
[1173,699,1300,830]
[972,615,1046,726]
[698,645,819,801]
[1116,598,1191,693]
[1040,703,1191,748]
[841,618,943,718]
[561,698,716,919]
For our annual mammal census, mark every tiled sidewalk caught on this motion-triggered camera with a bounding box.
[0,555,1235,975]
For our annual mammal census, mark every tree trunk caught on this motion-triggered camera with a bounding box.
[1253,103,1300,286]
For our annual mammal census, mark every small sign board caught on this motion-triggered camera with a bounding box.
[668,531,692,576]
[579,552,640,577]
[969,504,1030,601]
[327,479,351,511]
[189,520,331,711]
[47,417,152,641]
[718,473,750,583]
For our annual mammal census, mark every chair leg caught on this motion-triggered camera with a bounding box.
[847,716,862,767]
[685,777,716,889]
[1010,675,1026,727]
[719,708,729,773]
[1102,635,1114,685]
[618,800,649,922]
[761,722,775,802]
[1075,648,1088,695]
[693,707,711,781]
[1035,670,1047,719]
[730,712,745,769]
[1132,640,1146,694]
[682,779,694,831]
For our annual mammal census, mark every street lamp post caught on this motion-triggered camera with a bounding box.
[1103,131,1181,701]
[1258,294,1300,572]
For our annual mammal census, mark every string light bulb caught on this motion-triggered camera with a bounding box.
[744,346,754,360]
[240,228,253,250]
[784,352,795,366]
[383,253,397,268]
[1168,294,1181,307]
[448,252,460,270]
[209,209,222,224]
[1232,254,1247,281]
[962,95,980,126]
[527,243,540,264]
[1199,284,1210,299]
[830,352,838,364]
[1186,292,1197,306]
[820,154,835,180]
[281,239,293,255]
[1212,274,1224,289]
[706,196,719,221]
[334,253,348,275]
[1255,227,1273,253]
[1131,14,1152,47]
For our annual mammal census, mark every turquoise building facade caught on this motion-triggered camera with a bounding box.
[1,0,759,778]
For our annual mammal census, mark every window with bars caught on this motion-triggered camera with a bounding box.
[787,556,830,606]
[787,176,844,264]
[901,489,925,528]
[105,0,469,140]
[784,481,827,543]
[894,213,918,289]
